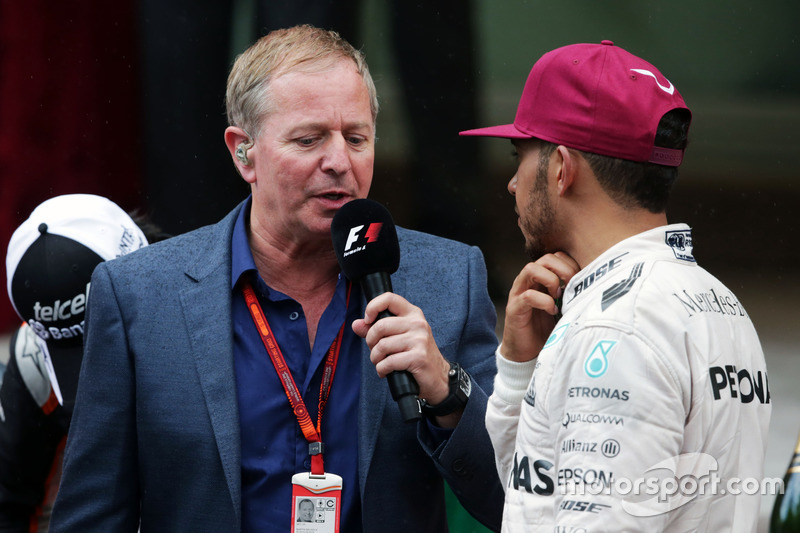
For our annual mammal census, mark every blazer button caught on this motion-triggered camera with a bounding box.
[452,458,472,479]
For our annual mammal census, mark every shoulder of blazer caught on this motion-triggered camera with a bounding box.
[396,226,474,255]
[395,226,477,270]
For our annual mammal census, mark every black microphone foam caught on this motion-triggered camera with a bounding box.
[331,199,421,423]
[331,198,400,282]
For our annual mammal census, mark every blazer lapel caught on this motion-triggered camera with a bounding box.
[357,267,408,499]
[358,340,388,498]
[179,206,243,527]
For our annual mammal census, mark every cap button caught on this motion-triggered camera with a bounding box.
[601,40,614,46]
[38,223,48,234]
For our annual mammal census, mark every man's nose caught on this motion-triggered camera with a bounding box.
[321,134,352,176]
[507,175,518,196]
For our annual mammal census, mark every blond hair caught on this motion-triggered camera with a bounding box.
[226,24,379,139]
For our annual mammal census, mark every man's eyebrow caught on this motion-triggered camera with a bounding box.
[286,121,373,135]
[347,120,373,129]
[285,122,324,135]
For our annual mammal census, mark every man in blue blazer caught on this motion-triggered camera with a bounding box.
[51,24,503,532]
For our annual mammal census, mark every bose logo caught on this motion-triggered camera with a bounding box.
[570,253,626,302]
[344,223,383,251]
[631,68,675,95]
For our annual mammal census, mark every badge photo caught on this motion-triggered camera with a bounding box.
[290,472,342,533]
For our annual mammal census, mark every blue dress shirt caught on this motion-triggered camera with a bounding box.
[231,200,363,532]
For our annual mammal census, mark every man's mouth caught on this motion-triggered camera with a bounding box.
[321,193,345,200]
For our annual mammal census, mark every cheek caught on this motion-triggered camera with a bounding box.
[515,177,533,202]
[353,152,375,190]
[271,157,314,186]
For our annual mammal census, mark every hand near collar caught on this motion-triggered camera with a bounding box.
[501,252,580,363]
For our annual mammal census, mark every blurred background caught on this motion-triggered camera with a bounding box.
[1,0,797,530]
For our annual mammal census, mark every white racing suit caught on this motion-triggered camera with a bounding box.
[486,224,771,532]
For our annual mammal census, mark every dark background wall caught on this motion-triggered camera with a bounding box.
[2,0,798,337]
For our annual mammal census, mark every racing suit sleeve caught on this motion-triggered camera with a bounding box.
[547,324,688,531]
[0,326,68,532]
[485,347,537,488]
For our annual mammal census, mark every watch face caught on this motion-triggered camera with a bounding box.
[421,362,471,417]
[457,366,471,397]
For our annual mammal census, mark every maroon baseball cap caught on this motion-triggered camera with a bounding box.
[460,40,691,166]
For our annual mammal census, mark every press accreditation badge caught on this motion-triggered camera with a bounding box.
[290,472,342,533]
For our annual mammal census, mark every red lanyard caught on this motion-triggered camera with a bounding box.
[241,280,351,475]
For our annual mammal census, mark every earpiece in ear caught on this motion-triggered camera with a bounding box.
[235,141,253,165]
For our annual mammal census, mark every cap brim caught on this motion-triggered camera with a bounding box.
[459,123,533,139]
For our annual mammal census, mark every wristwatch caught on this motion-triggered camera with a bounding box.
[420,361,471,417]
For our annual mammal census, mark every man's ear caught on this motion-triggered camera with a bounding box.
[555,145,575,196]
[224,126,256,183]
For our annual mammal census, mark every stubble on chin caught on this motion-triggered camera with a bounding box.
[521,199,553,262]
[524,171,559,261]
[524,239,545,262]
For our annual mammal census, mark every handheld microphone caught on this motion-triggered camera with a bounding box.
[331,199,421,423]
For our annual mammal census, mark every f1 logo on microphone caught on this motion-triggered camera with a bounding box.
[344,223,383,251]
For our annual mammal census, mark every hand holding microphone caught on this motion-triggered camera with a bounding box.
[331,199,426,423]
